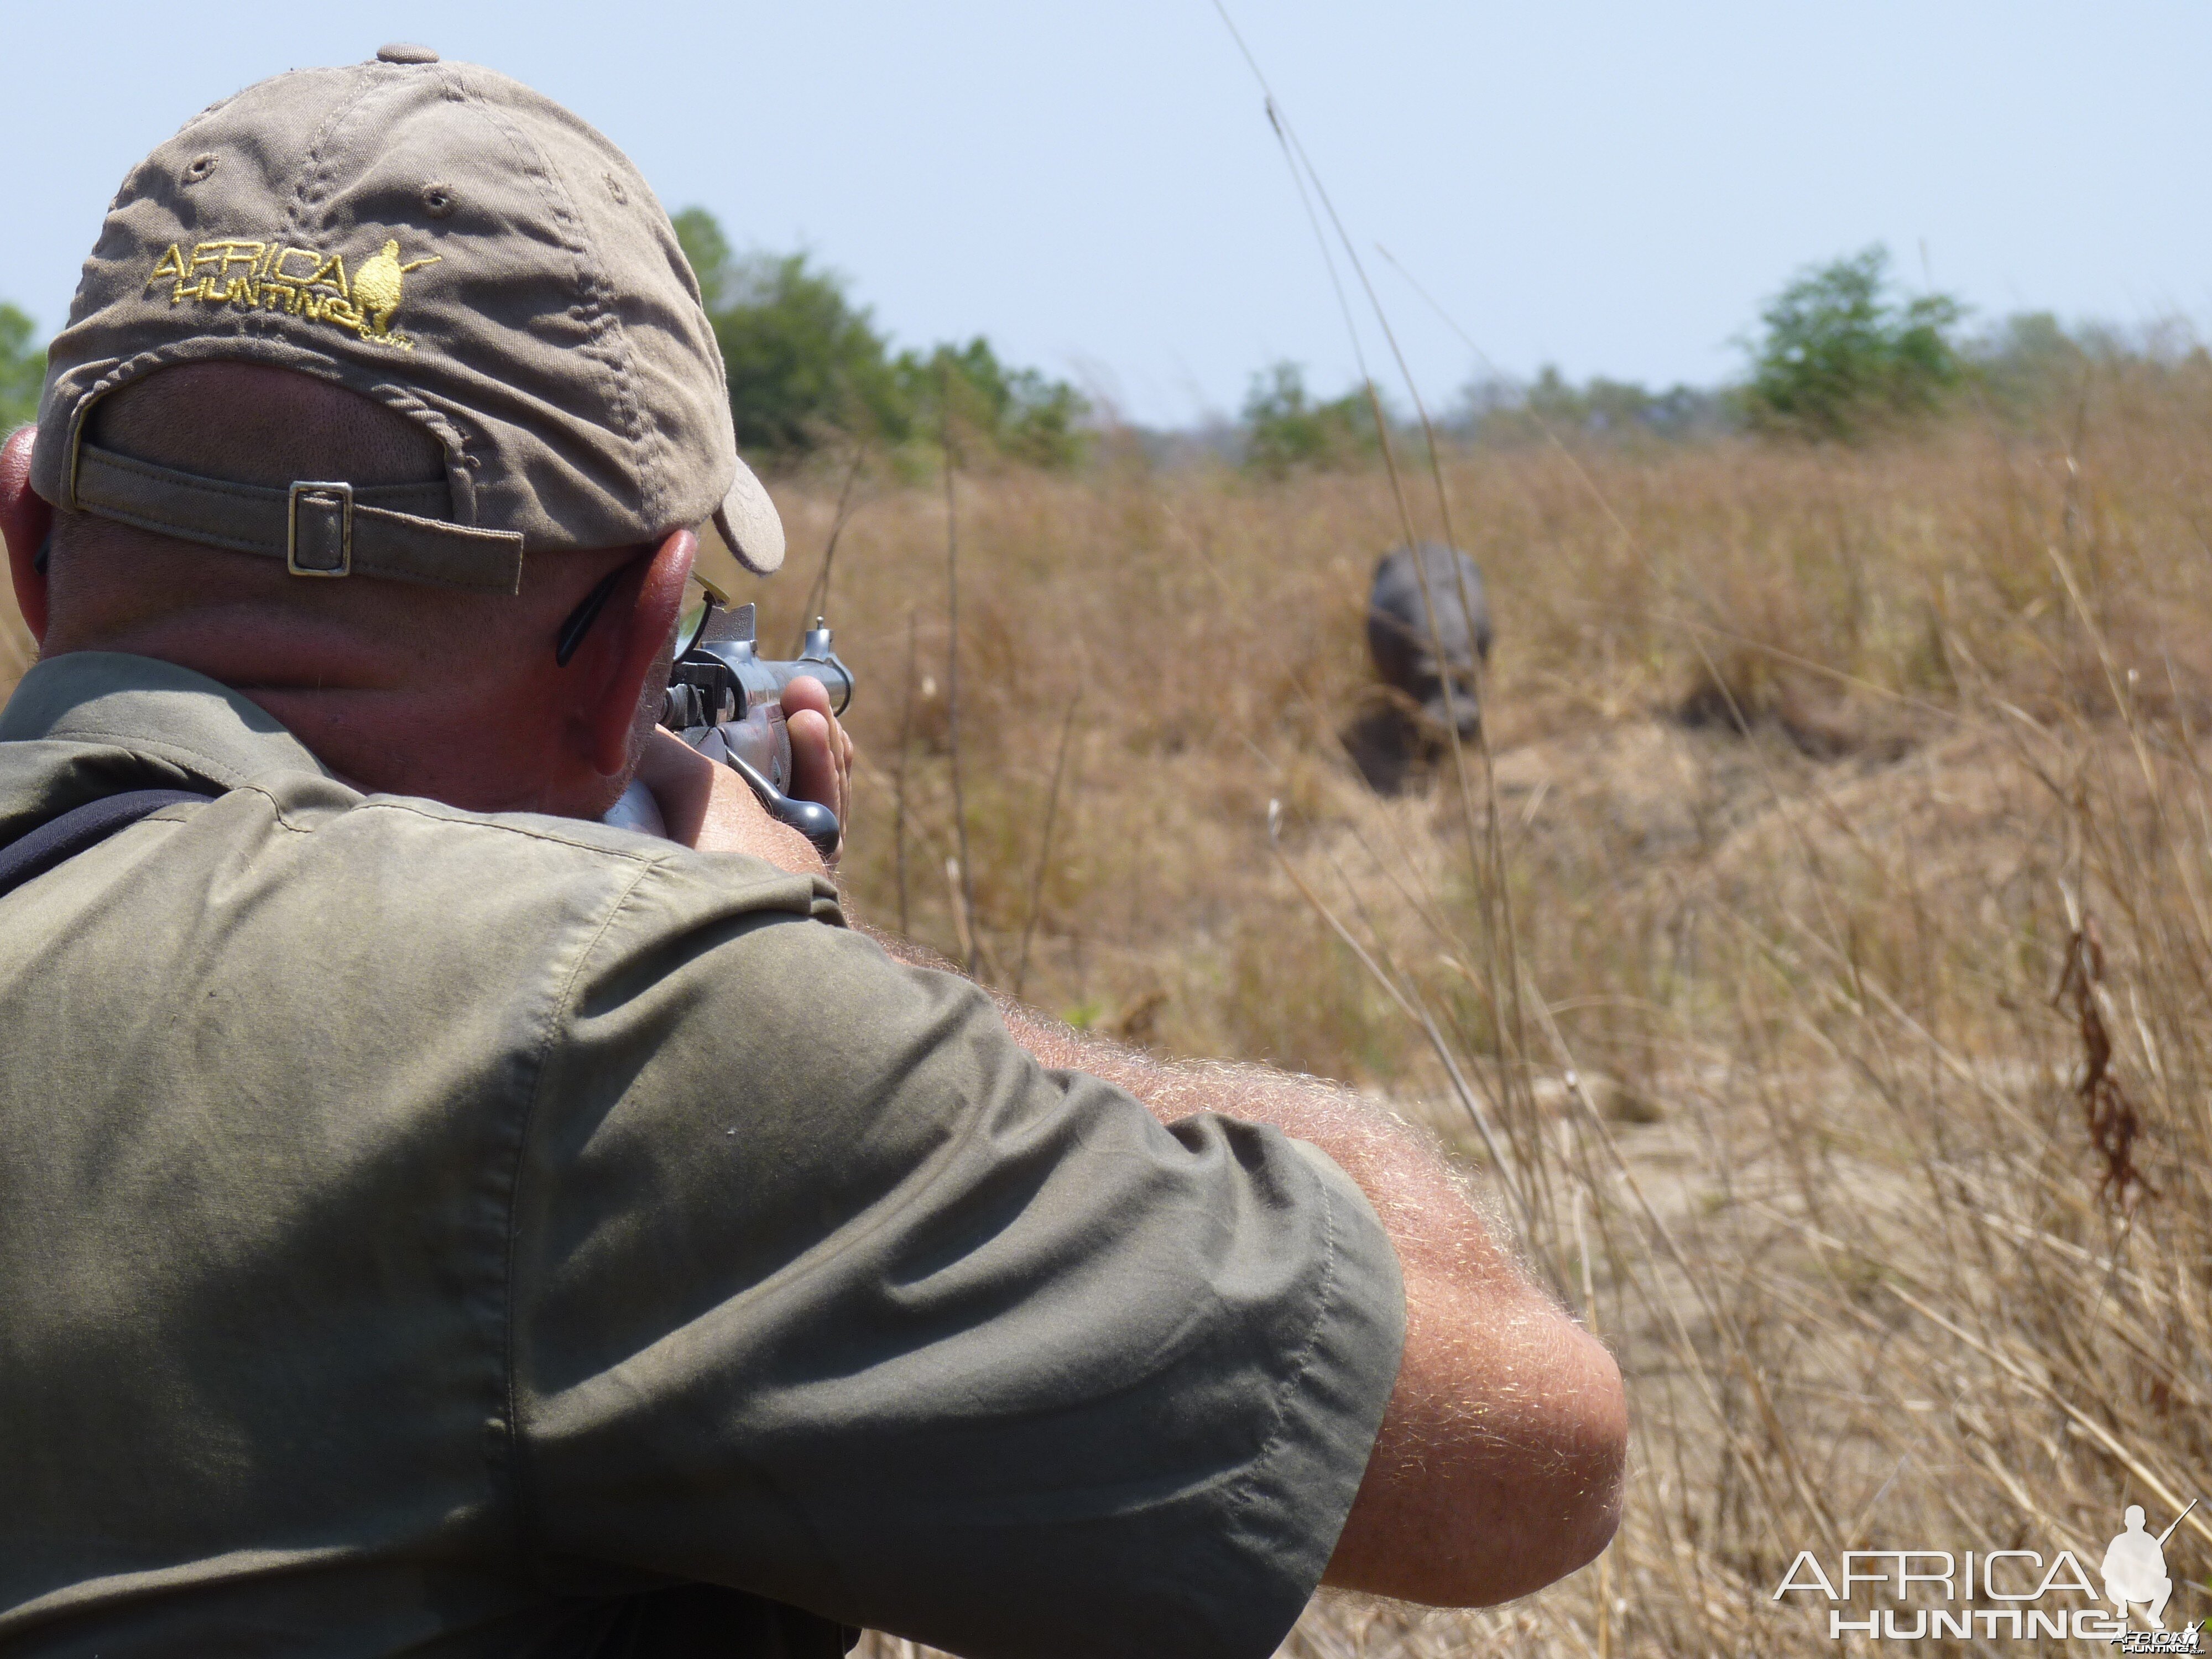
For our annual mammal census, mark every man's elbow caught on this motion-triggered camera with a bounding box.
[1458,1325,1627,1605]
[1328,1319,1629,1608]
[1520,1331,1629,1591]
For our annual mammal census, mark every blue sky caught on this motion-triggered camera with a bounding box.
[6,2,2207,426]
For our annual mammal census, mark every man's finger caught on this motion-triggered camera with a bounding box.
[786,707,846,836]
[781,675,853,824]
[780,674,833,723]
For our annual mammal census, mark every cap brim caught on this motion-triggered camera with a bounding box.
[695,456,784,597]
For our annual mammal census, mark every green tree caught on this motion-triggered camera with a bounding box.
[1966,311,2089,420]
[898,337,1090,468]
[1745,246,1965,440]
[674,209,908,455]
[0,304,44,432]
[1240,362,1377,475]
[672,209,1089,468]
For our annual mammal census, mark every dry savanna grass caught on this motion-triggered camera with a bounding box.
[7,353,2212,1655]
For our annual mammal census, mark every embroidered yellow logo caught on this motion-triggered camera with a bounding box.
[146,237,442,350]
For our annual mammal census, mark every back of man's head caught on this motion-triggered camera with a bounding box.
[32,362,659,811]
[49,359,447,653]
[6,46,786,813]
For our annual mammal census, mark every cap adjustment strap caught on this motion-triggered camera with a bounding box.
[70,442,525,596]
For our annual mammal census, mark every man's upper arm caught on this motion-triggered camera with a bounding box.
[508,861,1406,1659]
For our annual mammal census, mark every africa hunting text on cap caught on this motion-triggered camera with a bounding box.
[30,43,782,594]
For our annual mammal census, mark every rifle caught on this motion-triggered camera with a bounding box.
[2158,1499,2198,1546]
[607,599,853,857]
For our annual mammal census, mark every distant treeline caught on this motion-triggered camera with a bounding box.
[3,242,2204,474]
[1238,246,2212,474]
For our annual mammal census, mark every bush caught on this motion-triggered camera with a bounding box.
[899,338,1091,469]
[674,210,910,454]
[1745,245,1965,440]
[1240,362,1378,475]
[673,208,1088,469]
[0,303,43,432]
[1964,310,2109,429]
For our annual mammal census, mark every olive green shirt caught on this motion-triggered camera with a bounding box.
[0,653,1405,1659]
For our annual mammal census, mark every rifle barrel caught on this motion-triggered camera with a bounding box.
[2158,1498,2198,1545]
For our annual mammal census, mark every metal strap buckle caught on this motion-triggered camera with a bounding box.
[286,481,354,577]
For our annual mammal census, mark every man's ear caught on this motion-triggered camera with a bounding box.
[578,526,696,779]
[1,427,53,644]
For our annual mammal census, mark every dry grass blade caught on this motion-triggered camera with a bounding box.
[1014,689,1081,1000]
[940,445,979,977]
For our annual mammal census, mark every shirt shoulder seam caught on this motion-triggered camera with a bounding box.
[494,852,663,1569]
[12,725,300,790]
[342,797,668,865]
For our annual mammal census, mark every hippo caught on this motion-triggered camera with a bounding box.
[1344,542,1493,795]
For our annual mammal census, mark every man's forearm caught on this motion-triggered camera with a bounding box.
[860,924,1627,1608]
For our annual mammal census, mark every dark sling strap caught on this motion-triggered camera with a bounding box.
[0,789,216,902]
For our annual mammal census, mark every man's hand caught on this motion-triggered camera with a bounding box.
[629,675,853,878]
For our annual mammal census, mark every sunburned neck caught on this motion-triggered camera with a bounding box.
[46,626,608,820]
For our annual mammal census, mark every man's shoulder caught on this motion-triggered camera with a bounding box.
[241,775,839,930]
[3,760,843,1034]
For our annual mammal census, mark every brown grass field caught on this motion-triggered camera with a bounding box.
[9,358,2212,1653]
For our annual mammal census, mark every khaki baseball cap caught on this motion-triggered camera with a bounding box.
[31,44,782,596]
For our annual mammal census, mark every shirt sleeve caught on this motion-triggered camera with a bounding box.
[507,852,1406,1659]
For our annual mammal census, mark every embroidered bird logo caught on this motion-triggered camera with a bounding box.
[352,240,441,341]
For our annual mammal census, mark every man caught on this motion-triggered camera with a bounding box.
[2103,1506,2175,1630]
[0,46,1624,1659]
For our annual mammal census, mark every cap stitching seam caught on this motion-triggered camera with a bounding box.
[345,386,481,523]
[239,69,385,355]
[284,66,381,240]
[450,77,657,531]
[416,69,495,504]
